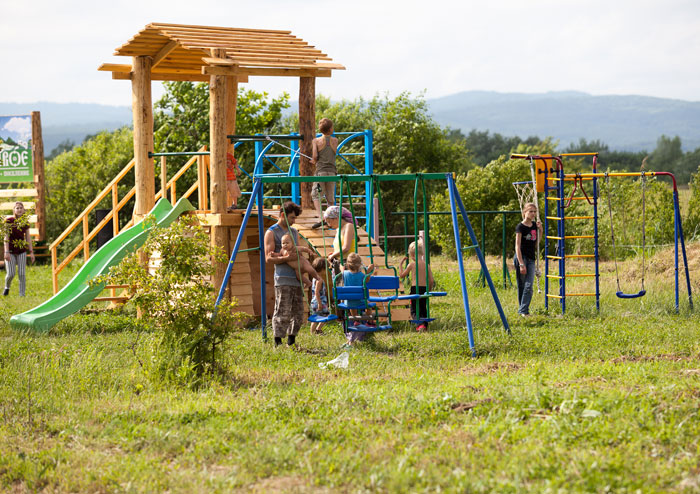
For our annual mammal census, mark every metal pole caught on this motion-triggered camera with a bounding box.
[481,214,486,288]
[544,161,550,310]
[373,197,379,242]
[365,130,373,226]
[449,174,511,335]
[257,181,267,339]
[502,212,509,289]
[593,155,600,312]
[214,179,263,311]
[674,189,693,311]
[290,133,300,205]
[446,175,477,357]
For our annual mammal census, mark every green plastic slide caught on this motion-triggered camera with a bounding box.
[10,197,195,332]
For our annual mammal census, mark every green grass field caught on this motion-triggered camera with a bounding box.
[1,254,699,493]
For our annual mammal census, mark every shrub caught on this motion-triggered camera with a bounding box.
[93,214,243,387]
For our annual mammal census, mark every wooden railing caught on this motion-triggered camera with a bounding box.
[50,146,209,294]
[0,188,40,238]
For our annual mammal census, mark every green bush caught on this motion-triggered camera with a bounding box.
[432,156,530,258]
[685,171,700,239]
[45,127,135,254]
[93,214,243,387]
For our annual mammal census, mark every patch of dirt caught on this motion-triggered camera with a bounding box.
[615,242,700,284]
[243,475,331,494]
[460,361,525,375]
[609,354,698,364]
[451,399,493,413]
[552,375,609,388]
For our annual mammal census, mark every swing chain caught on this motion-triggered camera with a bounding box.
[606,172,646,296]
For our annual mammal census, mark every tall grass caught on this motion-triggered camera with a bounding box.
[0,255,698,492]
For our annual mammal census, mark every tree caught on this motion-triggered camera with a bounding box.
[464,130,542,166]
[432,155,530,258]
[46,139,76,161]
[153,82,290,205]
[280,92,474,245]
[648,135,683,172]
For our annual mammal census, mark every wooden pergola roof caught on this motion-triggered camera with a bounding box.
[99,22,345,82]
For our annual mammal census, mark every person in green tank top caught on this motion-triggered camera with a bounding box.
[311,118,338,229]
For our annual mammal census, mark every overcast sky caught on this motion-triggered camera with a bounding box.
[2,0,700,106]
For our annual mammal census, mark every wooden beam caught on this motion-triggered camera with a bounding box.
[203,66,333,78]
[131,56,154,220]
[110,70,248,83]
[209,48,230,298]
[148,22,292,35]
[202,56,236,66]
[0,201,35,210]
[99,63,133,72]
[299,76,316,209]
[152,39,178,67]
[226,74,238,158]
[31,111,46,241]
[0,189,39,198]
[209,48,228,215]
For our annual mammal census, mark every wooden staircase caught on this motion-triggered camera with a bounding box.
[291,208,412,321]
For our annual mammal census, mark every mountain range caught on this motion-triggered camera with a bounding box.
[428,90,700,152]
[3,91,700,155]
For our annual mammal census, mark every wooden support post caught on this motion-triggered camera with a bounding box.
[131,56,154,221]
[226,76,238,156]
[209,49,230,296]
[31,111,45,241]
[298,77,316,209]
[209,49,228,215]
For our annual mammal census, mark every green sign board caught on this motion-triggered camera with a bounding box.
[0,115,33,183]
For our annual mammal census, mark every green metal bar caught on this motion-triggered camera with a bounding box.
[420,175,431,319]
[235,247,260,254]
[502,212,512,289]
[373,176,392,271]
[391,210,521,216]
[338,178,346,267]
[258,173,449,184]
[367,177,375,264]
[403,215,409,256]
[149,151,210,157]
[413,176,420,301]
[341,175,360,258]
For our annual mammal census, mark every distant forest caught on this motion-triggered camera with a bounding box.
[450,130,700,185]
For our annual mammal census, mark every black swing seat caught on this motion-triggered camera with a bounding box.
[616,290,646,299]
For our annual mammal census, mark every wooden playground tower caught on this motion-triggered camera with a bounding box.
[98,22,348,314]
